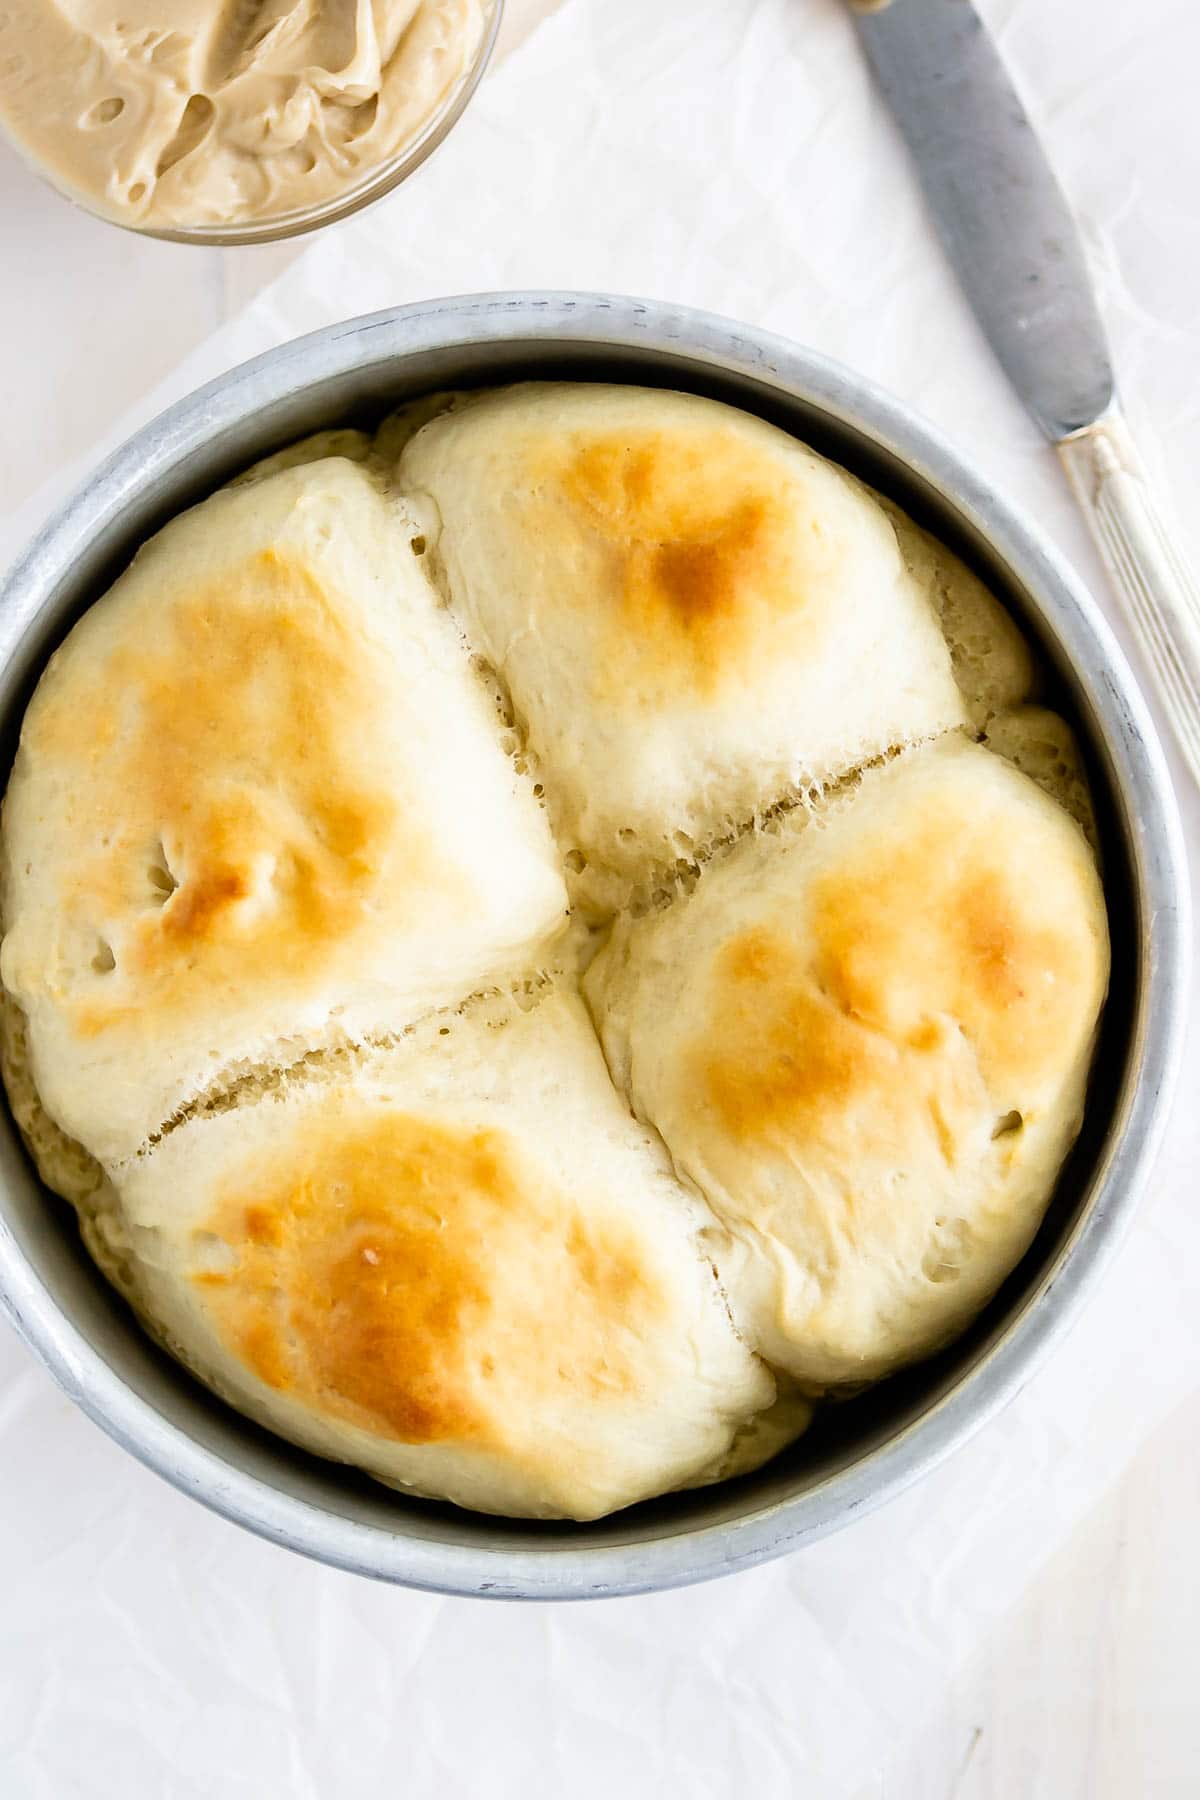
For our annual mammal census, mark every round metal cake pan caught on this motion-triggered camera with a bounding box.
[0,293,1188,1599]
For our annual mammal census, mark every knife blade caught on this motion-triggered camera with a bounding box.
[850,0,1112,439]
[849,0,1200,788]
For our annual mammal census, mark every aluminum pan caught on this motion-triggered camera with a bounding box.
[0,293,1188,1599]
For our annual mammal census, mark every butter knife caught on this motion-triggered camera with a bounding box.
[849,0,1200,787]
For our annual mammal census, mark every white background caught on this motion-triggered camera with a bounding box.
[2,0,1199,1793]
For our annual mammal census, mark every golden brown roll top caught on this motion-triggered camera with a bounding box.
[585,736,1110,1388]
[397,383,970,905]
[112,989,788,1520]
[0,459,568,1166]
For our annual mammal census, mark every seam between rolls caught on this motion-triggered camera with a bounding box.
[130,966,565,1160]
[618,721,972,927]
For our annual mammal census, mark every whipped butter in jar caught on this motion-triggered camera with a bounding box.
[0,0,493,239]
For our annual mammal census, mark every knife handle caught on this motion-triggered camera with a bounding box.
[1058,408,1200,788]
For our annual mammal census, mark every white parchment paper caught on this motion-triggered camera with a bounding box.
[1,1,1198,1793]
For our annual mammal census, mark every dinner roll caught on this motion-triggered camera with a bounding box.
[0,988,141,1311]
[109,987,790,1520]
[0,459,567,1167]
[397,383,967,905]
[586,735,1109,1389]
[983,703,1098,849]
[0,988,103,1213]
[878,497,1035,728]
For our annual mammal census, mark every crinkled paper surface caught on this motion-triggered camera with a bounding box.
[1,1,1198,1793]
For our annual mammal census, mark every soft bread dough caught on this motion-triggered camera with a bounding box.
[111,987,786,1521]
[397,383,969,907]
[0,458,567,1166]
[585,736,1110,1389]
[878,497,1035,729]
[0,386,1108,1519]
[0,988,140,1309]
[983,703,1098,849]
